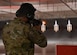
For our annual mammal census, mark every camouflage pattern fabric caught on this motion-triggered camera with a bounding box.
[2,18,47,55]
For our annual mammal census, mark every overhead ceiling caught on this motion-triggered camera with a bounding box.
[0,0,77,20]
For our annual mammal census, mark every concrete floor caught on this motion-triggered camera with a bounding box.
[0,39,77,55]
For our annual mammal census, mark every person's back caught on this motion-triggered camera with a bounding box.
[2,18,47,55]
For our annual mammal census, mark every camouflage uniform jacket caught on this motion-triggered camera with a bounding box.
[2,18,47,55]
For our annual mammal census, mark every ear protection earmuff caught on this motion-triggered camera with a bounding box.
[26,13,34,20]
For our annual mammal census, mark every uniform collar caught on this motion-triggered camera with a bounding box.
[14,17,27,24]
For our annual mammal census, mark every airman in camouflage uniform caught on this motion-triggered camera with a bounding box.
[2,3,47,55]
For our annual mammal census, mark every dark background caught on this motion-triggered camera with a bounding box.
[0,18,77,40]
